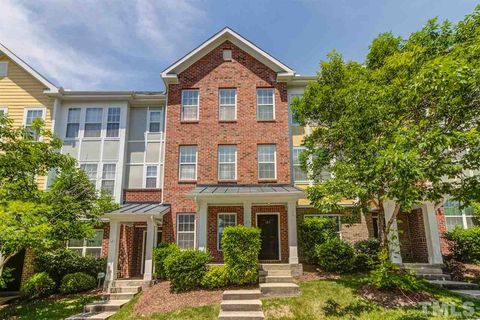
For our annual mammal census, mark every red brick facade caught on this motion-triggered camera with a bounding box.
[207,206,244,262]
[123,189,162,203]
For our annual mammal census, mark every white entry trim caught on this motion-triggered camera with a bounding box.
[256,212,281,261]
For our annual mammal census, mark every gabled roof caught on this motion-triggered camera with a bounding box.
[161,27,296,85]
[0,42,59,93]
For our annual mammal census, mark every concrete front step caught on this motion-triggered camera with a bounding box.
[260,283,300,297]
[220,299,262,312]
[259,264,291,271]
[428,280,479,290]
[218,311,265,320]
[260,276,295,283]
[84,300,129,313]
[223,290,262,301]
[451,290,480,299]
[66,312,116,320]
[111,280,149,287]
[109,286,141,294]
[103,292,136,301]
[417,274,451,281]
[263,270,291,277]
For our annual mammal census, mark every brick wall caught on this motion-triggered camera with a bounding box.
[397,209,429,263]
[207,206,244,262]
[162,40,291,243]
[20,248,35,286]
[436,207,451,256]
[123,189,162,203]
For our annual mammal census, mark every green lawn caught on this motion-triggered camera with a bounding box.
[0,294,100,320]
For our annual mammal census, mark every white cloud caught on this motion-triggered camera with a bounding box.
[0,0,206,90]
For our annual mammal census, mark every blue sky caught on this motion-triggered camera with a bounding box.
[0,0,477,91]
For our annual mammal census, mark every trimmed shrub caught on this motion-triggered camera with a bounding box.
[34,248,106,284]
[222,225,261,285]
[315,237,355,273]
[60,272,97,294]
[201,265,229,289]
[444,226,480,263]
[299,217,338,264]
[354,238,381,271]
[164,249,211,292]
[21,272,55,299]
[153,243,180,279]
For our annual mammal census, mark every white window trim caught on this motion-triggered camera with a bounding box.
[65,107,81,139]
[23,107,47,141]
[177,213,196,249]
[0,61,8,77]
[257,144,277,180]
[83,107,103,138]
[304,214,342,237]
[218,145,237,181]
[101,163,117,195]
[293,146,309,183]
[144,164,159,188]
[256,88,275,121]
[444,201,475,230]
[66,229,104,257]
[147,109,163,133]
[106,107,121,138]
[217,213,237,251]
[178,145,198,181]
[80,162,99,189]
[181,90,200,121]
[218,89,237,121]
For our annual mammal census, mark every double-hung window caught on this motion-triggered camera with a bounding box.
[145,165,158,188]
[24,108,44,141]
[219,89,236,121]
[218,213,237,250]
[106,107,120,137]
[84,108,102,137]
[444,200,475,231]
[67,229,104,257]
[177,214,195,249]
[80,163,98,187]
[256,88,275,121]
[257,144,276,180]
[66,108,81,138]
[101,164,116,195]
[179,146,197,181]
[293,147,308,183]
[149,110,162,133]
[181,90,199,121]
[218,145,236,180]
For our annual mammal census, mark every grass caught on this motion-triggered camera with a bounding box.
[0,294,100,320]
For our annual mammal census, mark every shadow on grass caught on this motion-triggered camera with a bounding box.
[323,298,376,317]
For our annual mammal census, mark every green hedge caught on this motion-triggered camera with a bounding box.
[153,243,180,279]
[299,217,338,264]
[164,249,211,292]
[354,238,381,271]
[60,272,97,294]
[444,226,480,263]
[21,272,55,299]
[201,265,229,289]
[315,237,355,273]
[222,225,261,285]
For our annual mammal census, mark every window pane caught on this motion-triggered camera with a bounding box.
[180,164,195,180]
[219,89,236,121]
[106,123,119,137]
[85,248,101,257]
[177,233,195,249]
[102,164,116,179]
[85,108,102,123]
[259,163,275,179]
[182,90,199,121]
[182,106,198,121]
[66,123,79,138]
[26,110,43,125]
[69,248,83,256]
[220,105,236,121]
[257,105,274,120]
[84,123,101,137]
[146,177,157,188]
[179,146,197,163]
[68,238,84,247]
[218,145,236,162]
[86,230,104,247]
[146,166,157,176]
[107,108,120,123]
[101,180,115,195]
[149,122,160,133]
[150,111,161,122]
[67,108,81,123]
[80,164,98,180]
[258,145,275,162]
[446,217,464,231]
[257,89,274,121]
[177,214,195,250]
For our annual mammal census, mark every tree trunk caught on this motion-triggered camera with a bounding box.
[0,252,16,277]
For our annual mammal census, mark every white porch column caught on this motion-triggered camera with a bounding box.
[105,220,121,287]
[198,200,208,252]
[422,201,443,264]
[243,201,252,227]
[287,200,299,264]
[143,217,156,281]
[383,200,402,264]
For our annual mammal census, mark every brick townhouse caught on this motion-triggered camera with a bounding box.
[0,28,476,291]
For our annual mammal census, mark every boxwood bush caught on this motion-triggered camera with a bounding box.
[315,237,355,273]
[153,243,180,279]
[60,272,97,294]
[444,226,480,263]
[164,249,211,292]
[222,225,261,285]
[299,217,338,264]
[354,238,381,271]
[201,265,229,289]
[21,272,55,299]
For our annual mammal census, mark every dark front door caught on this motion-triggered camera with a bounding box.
[257,214,279,260]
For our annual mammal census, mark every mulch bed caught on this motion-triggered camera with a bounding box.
[133,281,223,316]
[294,264,341,283]
[359,285,435,308]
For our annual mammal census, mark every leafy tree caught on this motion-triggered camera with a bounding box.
[292,8,480,249]
[0,115,116,286]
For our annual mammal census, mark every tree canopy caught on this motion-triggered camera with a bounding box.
[292,7,480,247]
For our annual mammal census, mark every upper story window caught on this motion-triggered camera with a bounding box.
[24,108,44,141]
[106,107,120,137]
[181,90,199,121]
[148,110,162,133]
[101,164,116,195]
[84,108,103,138]
[257,144,276,180]
[80,163,98,187]
[293,147,308,183]
[67,229,103,257]
[444,200,475,231]
[289,94,303,126]
[177,213,195,249]
[0,62,8,77]
[179,145,197,181]
[145,165,158,188]
[218,145,237,181]
[219,89,236,121]
[66,108,81,138]
[257,89,275,121]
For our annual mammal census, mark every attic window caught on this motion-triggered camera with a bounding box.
[0,62,8,77]
[223,50,232,61]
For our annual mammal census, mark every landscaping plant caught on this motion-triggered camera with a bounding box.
[153,243,180,280]
[201,265,229,289]
[60,272,97,294]
[315,237,355,273]
[354,238,381,271]
[21,272,55,299]
[222,225,261,285]
[299,216,338,264]
[444,226,480,263]
[164,249,211,292]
